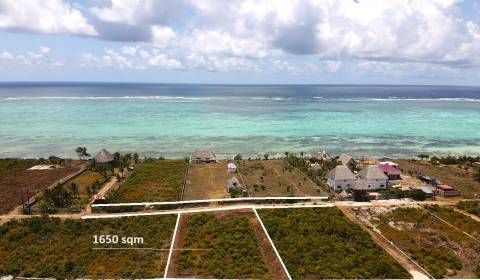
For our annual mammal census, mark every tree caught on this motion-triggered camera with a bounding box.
[418,154,430,160]
[234,154,242,161]
[263,154,269,160]
[410,189,426,201]
[133,153,139,164]
[75,147,90,160]
[285,152,289,157]
[300,152,304,158]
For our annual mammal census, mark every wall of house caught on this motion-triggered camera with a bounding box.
[355,179,388,190]
[327,178,355,191]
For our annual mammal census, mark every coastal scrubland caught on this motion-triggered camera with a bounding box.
[0,158,41,177]
[184,162,232,200]
[355,205,480,278]
[237,159,323,197]
[258,207,409,279]
[108,159,186,202]
[0,215,176,278]
[396,159,480,198]
[170,211,273,279]
[458,200,480,217]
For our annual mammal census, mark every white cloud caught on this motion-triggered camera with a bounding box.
[0,0,97,36]
[0,46,62,66]
[82,47,183,70]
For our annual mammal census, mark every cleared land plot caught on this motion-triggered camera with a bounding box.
[237,159,322,197]
[396,159,480,198]
[258,207,409,279]
[0,162,81,214]
[0,215,176,278]
[184,162,233,200]
[109,159,186,202]
[168,211,280,279]
[354,205,480,278]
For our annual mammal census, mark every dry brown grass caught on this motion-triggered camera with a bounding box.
[183,161,234,200]
[237,159,321,197]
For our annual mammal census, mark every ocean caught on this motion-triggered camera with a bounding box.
[0,83,479,159]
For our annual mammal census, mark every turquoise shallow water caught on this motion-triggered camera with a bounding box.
[0,84,479,158]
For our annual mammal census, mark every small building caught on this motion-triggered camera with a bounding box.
[227,162,237,173]
[95,148,114,163]
[416,187,434,198]
[355,165,388,190]
[435,184,461,197]
[315,150,331,161]
[310,162,321,172]
[378,161,402,180]
[338,154,354,165]
[417,174,433,184]
[327,165,357,191]
[191,150,216,164]
[226,177,242,193]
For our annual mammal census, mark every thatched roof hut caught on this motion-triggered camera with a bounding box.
[191,150,216,163]
[95,148,114,163]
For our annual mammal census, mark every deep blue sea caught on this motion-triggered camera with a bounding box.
[0,83,479,159]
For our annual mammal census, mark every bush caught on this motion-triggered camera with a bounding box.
[411,189,426,201]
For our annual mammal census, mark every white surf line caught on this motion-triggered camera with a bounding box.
[164,213,181,279]
[82,203,335,219]
[91,196,329,207]
[253,208,292,280]
[422,207,480,244]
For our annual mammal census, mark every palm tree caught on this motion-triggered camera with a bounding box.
[75,147,90,160]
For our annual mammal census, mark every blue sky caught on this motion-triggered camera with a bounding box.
[0,0,480,85]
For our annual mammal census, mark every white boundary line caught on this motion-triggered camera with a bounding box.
[253,208,292,280]
[164,213,181,278]
[422,207,480,244]
[82,204,334,219]
[91,196,329,207]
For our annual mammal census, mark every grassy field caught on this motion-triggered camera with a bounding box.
[109,159,186,202]
[258,207,409,279]
[396,159,480,198]
[183,162,233,200]
[170,211,273,279]
[0,215,176,278]
[237,159,322,197]
[458,200,480,217]
[357,205,480,278]
[0,158,41,177]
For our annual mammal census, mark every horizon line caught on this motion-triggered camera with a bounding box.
[0,81,479,88]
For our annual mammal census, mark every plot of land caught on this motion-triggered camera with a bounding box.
[396,159,480,198]
[258,207,409,280]
[0,215,176,278]
[109,159,186,202]
[354,205,480,278]
[168,211,282,279]
[458,200,480,217]
[183,162,234,200]
[237,159,322,197]
[0,162,82,214]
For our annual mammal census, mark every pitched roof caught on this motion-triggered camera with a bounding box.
[227,162,236,168]
[338,153,354,165]
[327,165,356,180]
[94,148,114,163]
[357,165,388,180]
[191,150,216,161]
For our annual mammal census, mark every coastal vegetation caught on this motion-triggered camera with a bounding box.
[258,207,409,279]
[358,205,480,278]
[0,158,41,177]
[458,200,480,217]
[0,215,176,278]
[284,155,337,193]
[174,212,271,279]
[109,159,186,202]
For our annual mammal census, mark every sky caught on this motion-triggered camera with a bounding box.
[0,0,480,85]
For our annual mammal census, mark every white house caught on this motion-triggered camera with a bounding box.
[355,165,388,190]
[227,162,237,173]
[327,165,357,191]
